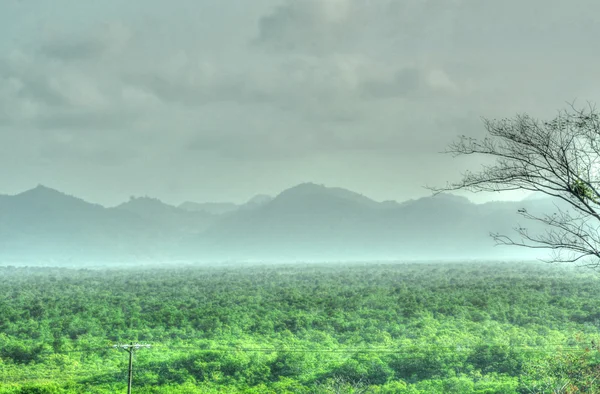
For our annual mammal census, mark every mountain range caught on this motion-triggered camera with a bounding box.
[178,194,273,215]
[0,183,562,264]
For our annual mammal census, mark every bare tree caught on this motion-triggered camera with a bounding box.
[430,102,600,268]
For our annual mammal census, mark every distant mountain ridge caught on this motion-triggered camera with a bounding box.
[179,201,238,215]
[178,194,273,215]
[0,183,558,264]
[116,196,216,235]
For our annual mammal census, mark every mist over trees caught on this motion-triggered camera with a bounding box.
[2,262,600,393]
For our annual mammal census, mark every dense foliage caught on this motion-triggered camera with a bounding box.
[1,262,600,393]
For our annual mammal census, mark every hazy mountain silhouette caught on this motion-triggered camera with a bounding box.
[199,183,377,261]
[198,184,544,261]
[521,192,552,201]
[0,183,563,264]
[178,201,239,215]
[178,194,272,215]
[0,186,189,262]
[116,196,216,234]
[240,194,273,210]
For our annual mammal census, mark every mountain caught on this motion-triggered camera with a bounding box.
[522,192,552,201]
[116,196,216,234]
[240,194,273,210]
[178,194,272,215]
[0,183,567,264]
[196,184,541,262]
[271,183,381,208]
[201,183,377,259]
[178,201,238,215]
[0,186,192,262]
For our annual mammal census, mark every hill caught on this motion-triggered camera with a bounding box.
[116,196,216,234]
[178,194,273,215]
[178,201,238,215]
[0,186,188,262]
[0,183,564,263]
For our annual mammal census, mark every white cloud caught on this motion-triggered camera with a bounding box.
[426,69,459,93]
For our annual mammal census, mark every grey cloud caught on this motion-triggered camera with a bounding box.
[186,130,305,160]
[254,0,371,55]
[448,1,600,51]
[182,106,327,160]
[0,60,69,108]
[17,76,71,108]
[3,0,600,206]
[33,108,138,131]
[123,55,365,122]
[254,0,600,62]
[0,113,12,127]
[0,71,141,132]
[123,72,251,107]
[37,23,131,62]
[37,136,138,166]
[32,116,156,167]
[187,132,331,161]
[181,100,457,161]
[40,38,106,61]
[253,0,461,57]
[359,68,422,99]
[0,46,147,132]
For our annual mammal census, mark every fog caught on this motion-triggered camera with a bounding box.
[0,182,550,267]
[3,2,600,392]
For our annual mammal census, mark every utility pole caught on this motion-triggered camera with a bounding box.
[113,343,151,394]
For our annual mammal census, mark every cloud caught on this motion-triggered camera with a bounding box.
[32,108,137,131]
[37,135,138,167]
[38,22,131,62]
[253,0,464,57]
[254,0,359,55]
[2,0,600,194]
[359,68,422,99]
[40,38,106,61]
[124,49,459,126]
[0,14,462,168]
[254,0,600,65]
[2,0,600,206]
[0,3,463,151]
[0,54,70,108]
[0,22,146,133]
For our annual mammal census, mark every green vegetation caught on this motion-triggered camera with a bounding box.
[1,262,600,393]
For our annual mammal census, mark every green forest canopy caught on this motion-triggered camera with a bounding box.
[1,262,600,393]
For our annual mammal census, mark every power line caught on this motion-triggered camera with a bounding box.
[113,343,151,394]
[26,341,600,355]
[4,344,599,385]
[4,341,599,386]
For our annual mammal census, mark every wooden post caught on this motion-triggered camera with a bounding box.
[127,344,133,394]
[113,343,151,393]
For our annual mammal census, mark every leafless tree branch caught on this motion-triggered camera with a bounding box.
[429,103,600,268]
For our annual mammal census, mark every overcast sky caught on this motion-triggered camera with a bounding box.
[1,0,599,206]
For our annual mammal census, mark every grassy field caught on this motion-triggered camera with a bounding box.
[1,261,600,393]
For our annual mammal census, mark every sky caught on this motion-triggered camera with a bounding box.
[1,0,599,207]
